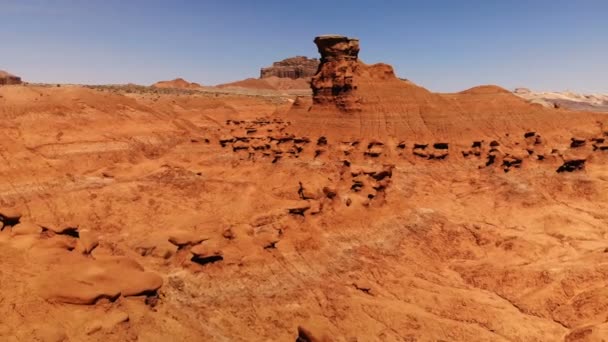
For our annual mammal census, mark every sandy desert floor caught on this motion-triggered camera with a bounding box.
[1,83,608,342]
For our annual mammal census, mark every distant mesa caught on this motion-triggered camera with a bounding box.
[151,78,201,89]
[260,56,319,80]
[216,56,317,91]
[0,70,22,85]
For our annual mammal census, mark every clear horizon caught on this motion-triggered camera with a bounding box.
[1,0,607,93]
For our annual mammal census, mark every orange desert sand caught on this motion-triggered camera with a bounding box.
[1,35,608,341]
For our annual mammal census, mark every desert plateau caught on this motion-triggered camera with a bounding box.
[2,29,608,342]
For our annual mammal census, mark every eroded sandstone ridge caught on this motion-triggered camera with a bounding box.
[0,70,22,85]
[260,56,319,79]
[288,35,603,141]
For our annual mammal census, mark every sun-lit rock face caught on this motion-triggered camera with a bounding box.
[311,35,362,111]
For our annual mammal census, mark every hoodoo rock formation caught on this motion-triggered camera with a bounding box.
[260,56,319,80]
[286,35,605,141]
[311,35,363,111]
[0,70,22,85]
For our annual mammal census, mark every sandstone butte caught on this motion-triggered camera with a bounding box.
[0,35,608,341]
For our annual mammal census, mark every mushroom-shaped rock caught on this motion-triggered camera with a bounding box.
[296,325,332,342]
[86,311,130,335]
[557,159,586,173]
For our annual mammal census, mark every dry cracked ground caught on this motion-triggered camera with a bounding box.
[1,84,608,341]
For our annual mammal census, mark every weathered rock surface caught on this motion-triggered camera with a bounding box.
[260,56,319,79]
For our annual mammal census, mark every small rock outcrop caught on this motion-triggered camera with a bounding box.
[0,70,22,85]
[260,56,319,80]
[311,35,362,111]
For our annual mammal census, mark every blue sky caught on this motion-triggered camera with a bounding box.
[1,0,606,92]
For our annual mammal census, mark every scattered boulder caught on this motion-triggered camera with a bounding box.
[570,137,586,148]
[311,35,361,111]
[287,200,312,216]
[0,208,22,227]
[557,159,586,173]
[296,325,331,342]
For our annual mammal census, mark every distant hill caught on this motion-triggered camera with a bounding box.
[151,78,201,89]
[0,70,22,85]
[216,76,310,91]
